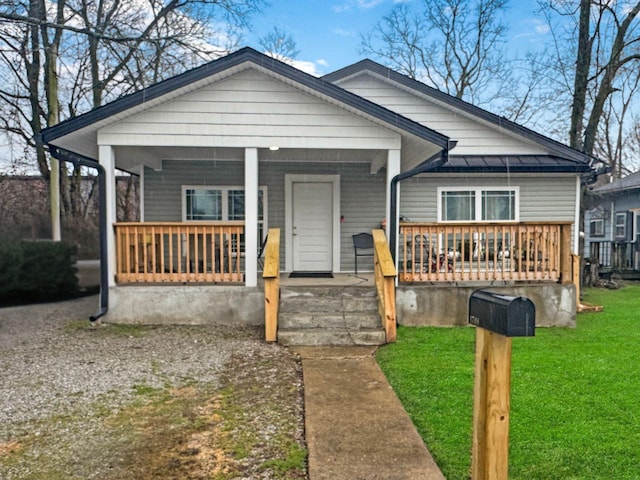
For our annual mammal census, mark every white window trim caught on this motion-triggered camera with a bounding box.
[615,212,627,239]
[181,185,268,238]
[632,209,640,239]
[437,186,520,222]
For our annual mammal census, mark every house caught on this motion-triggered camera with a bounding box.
[584,171,640,279]
[41,47,600,335]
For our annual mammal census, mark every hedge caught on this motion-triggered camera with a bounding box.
[0,238,79,305]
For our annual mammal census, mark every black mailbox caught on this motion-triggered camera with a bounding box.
[469,290,535,337]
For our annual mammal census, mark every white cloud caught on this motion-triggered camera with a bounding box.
[332,27,356,37]
[289,59,324,76]
[356,0,384,8]
[534,20,550,34]
[333,0,384,13]
[267,55,324,76]
[513,18,550,42]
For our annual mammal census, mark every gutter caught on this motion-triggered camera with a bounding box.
[47,145,108,323]
[389,139,457,262]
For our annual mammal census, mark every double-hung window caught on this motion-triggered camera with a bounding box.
[590,219,604,237]
[615,212,627,240]
[183,186,267,241]
[438,187,518,222]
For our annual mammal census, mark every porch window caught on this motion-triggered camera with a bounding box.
[438,187,518,222]
[590,218,604,237]
[183,186,267,240]
[615,212,627,239]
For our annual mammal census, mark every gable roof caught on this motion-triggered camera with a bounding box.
[591,171,640,194]
[41,47,451,153]
[324,59,599,171]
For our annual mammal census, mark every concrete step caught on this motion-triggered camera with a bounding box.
[280,287,379,314]
[277,328,387,347]
[279,312,381,330]
[278,286,385,346]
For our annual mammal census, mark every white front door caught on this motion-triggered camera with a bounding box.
[292,181,333,271]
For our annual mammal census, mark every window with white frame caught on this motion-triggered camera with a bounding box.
[183,186,267,240]
[438,187,518,222]
[590,218,604,237]
[615,212,627,239]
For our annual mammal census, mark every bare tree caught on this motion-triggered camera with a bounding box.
[360,0,510,105]
[258,26,299,61]
[594,65,640,178]
[0,0,264,238]
[541,0,640,160]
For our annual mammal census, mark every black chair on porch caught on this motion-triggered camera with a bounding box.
[352,232,374,275]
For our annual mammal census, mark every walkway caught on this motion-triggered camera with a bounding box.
[296,346,445,480]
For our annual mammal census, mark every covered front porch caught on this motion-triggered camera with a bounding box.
[106,221,579,332]
[112,220,575,285]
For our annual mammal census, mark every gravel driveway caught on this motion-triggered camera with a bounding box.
[0,295,307,479]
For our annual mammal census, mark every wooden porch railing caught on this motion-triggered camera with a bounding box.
[372,229,397,343]
[263,228,281,343]
[399,222,573,283]
[114,222,244,283]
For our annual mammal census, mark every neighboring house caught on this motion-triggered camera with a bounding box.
[41,47,601,331]
[584,171,640,278]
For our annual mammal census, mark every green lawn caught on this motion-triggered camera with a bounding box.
[376,284,640,480]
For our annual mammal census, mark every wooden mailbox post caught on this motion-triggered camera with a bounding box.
[469,290,535,480]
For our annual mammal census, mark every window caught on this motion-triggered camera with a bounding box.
[615,212,627,239]
[185,189,222,220]
[438,187,518,222]
[590,219,604,237]
[183,186,267,240]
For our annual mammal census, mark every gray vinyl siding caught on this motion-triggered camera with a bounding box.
[99,68,401,151]
[144,161,245,221]
[399,174,577,223]
[336,75,548,156]
[145,162,577,270]
[144,159,386,272]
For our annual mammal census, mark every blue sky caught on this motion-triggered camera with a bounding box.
[243,0,551,76]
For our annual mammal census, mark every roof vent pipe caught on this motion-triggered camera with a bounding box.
[47,146,108,323]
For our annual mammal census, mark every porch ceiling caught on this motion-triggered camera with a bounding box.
[113,145,431,173]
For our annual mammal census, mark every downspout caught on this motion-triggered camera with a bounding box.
[389,140,457,262]
[48,145,108,323]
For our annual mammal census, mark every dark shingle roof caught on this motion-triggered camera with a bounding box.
[591,171,640,194]
[435,155,594,173]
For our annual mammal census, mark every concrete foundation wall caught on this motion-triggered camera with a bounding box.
[397,283,576,328]
[107,286,264,326]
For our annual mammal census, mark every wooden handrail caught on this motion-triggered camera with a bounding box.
[399,222,572,284]
[114,222,244,284]
[263,228,281,342]
[372,229,397,343]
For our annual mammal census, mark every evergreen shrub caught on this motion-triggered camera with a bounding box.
[0,238,79,304]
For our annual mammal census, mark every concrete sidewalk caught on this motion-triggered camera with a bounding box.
[296,346,445,480]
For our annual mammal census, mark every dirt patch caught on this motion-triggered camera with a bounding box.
[0,297,307,479]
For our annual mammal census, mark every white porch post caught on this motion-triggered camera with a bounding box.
[386,149,401,259]
[245,148,258,287]
[99,145,117,287]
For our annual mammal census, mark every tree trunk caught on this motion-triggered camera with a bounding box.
[569,0,591,151]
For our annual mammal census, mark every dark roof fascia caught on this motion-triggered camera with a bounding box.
[324,60,598,166]
[428,155,593,174]
[42,48,450,150]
